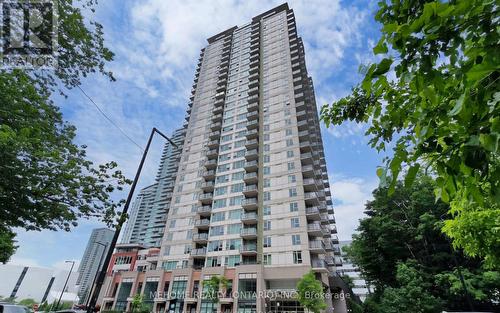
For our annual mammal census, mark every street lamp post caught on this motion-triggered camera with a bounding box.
[85,242,108,307]
[86,128,178,313]
[55,260,76,311]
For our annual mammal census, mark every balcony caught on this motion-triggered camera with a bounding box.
[210,122,222,131]
[243,172,258,184]
[311,259,328,273]
[247,101,259,112]
[304,192,319,205]
[192,233,208,243]
[243,184,258,197]
[246,120,258,130]
[241,212,258,225]
[334,256,343,266]
[309,240,326,254]
[242,197,258,210]
[204,160,217,170]
[196,205,212,216]
[244,160,258,172]
[305,206,321,221]
[194,219,210,229]
[302,165,314,178]
[206,149,218,159]
[300,141,312,152]
[245,138,258,149]
[331,234,339,244]
[209,131,220,140]
[247,94,259,104]
[190,247,207,258]
[245,149,258,161]
[307,223,323,236]
[199,192,213,204]
[240,227,257,239]
[300,152,313,165]
[202,170,216,180]
[325,256,335,266]
[246,111,258,121]
[246,129,258,139]
[324,240,333,251]
[303,178,317,192]
[207,140,219,149]
[211,114,223,123]
[240,244,257,255]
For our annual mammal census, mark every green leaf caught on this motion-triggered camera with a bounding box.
[405,164,420,188]
[466,63,498,82]
[449,93,465,116]
[373,38,388,54]
[373,58,393,77]
[479,133,498,153]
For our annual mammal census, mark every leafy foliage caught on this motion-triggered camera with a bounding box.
[320,0,500,266]
[296,271,327,313]
[130,295,149,313]
[346,175,499,311]
[202,275,229,303]
[0,0,127,263]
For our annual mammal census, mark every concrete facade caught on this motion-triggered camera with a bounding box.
[99,4,347,313]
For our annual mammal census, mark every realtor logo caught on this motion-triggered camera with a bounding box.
[1,0,58,68]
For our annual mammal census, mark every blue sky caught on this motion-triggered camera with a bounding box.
[10,0,385,270]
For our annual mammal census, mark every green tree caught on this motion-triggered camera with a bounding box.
[378,261,443,313]
[346,175,499,311]
[202,275,229,303]
[0,0,129,263]
[130,295,149,313]
[296,271,327,313]
[320,0,500,267]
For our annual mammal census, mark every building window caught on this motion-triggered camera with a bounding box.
[213,199,227,209]
[226,239,242,250]
[211,212,225,222]
[225,255,241,267]
[169,220,176,228]
[289,188,297,197]
[208,240,223,252]
[227,223,242,234]
[286,139,293,147]
[263,167,271,175]
[292,234,301,245]
[210,226,224,236]
[263,236,271,247]
[216,175,229,183]
[215,186,227,196]
[229,209,242,220]
[231,183,245,193]
[263,254,272,265]
[288,175,296,183]
[287,162,295,170]
[263,155,270,163]
[232,171,245,180]
[287,150,294,158]
[286,129,293,136]
[264,220,271,231]
[291,217,300,228]
[293,251,303,264]
[263,206,271,216]
[289,202,298,212]
[263,191,271,201]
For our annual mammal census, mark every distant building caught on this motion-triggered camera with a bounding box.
[76,228,114,304]
[121,128,185,248]
[0,264,78,304]
[338,240,373,302]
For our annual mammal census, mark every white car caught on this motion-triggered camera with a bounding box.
[0,304,31,313]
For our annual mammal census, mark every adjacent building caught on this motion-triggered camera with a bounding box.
[76,228,114,304]
[99,4,347,313]
[338,241,372,302]
[0,264,79,304]
[122,128,186,248]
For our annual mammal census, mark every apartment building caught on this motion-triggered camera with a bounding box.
[122,128,186,248]
[99,4,346,313]
[77,228,114,303]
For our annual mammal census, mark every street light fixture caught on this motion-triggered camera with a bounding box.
[55,260,76,311]
[86,128,178,313]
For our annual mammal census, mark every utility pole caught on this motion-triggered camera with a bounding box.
[86,128,177,313]
[55,260,75,311]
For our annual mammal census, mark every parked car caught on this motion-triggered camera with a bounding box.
[0,303,31,313]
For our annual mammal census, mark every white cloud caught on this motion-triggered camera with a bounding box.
[8,257,42,268]
[329,174,379,240]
